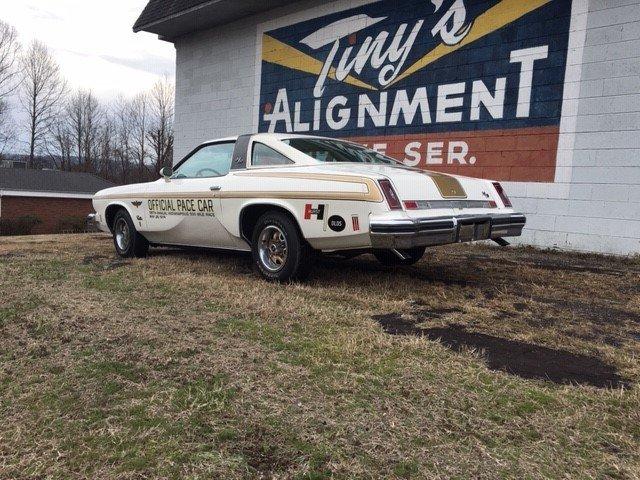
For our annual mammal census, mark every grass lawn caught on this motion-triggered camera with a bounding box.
[0,234,639,479]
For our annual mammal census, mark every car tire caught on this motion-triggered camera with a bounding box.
[251,211,313,282]
[373,247,426,266]
[112,209,149,258]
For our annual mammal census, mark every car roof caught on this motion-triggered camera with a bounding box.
[201,133,336,144]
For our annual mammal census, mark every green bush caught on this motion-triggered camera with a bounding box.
[54,216,87,234]
[0,215,43,236]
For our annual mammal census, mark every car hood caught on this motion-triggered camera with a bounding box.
[93,181,158,198]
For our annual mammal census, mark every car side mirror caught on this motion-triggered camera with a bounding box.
[160,166,173,181]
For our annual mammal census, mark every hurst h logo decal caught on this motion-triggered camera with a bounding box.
[304,204,325,220]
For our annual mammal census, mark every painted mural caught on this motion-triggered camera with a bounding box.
[257,0,572,182]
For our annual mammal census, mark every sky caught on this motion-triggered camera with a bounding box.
[2,0,175,100]
[1,0,176,153]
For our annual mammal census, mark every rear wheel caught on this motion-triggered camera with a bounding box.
[112,210,149,258]
[251,211,313,282]
[373,247,426,266]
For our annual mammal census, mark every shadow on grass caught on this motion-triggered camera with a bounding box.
[148,246,251,260]
[141,246,636,390]
[146,245,477,282]
[374,314,630,389]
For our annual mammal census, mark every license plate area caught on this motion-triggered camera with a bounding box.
[458,220,491,242]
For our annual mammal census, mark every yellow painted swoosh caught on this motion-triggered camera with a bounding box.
[262,34,377,91]
[421,171,467,199]
[387,0,552,88]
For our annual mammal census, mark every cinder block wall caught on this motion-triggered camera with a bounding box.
[173,0,325,155]
[506,0,640,254]
[173,0,640,255]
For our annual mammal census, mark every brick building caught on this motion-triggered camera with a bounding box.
[135,0,640,254]
[0,169,114,235]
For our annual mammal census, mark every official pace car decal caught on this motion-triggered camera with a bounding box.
[258,0,573,182]
[147,198,216,219]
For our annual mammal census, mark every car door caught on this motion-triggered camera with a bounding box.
[144,141,239,248]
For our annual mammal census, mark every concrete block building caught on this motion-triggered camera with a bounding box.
[135,0,640,254]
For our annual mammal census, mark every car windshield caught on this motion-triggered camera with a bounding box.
[284,138,400,165]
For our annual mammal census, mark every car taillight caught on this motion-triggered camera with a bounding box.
[403,200,419,210]
[493,182,512,208]
[378,179,402,210]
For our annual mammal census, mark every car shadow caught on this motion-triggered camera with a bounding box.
[314,254,490,289]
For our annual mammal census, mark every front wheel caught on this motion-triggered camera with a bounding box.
[251,211,313,282]
[373,246,426,266]
[112,210,149,258]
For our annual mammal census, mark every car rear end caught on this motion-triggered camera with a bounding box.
[369,167,526,249]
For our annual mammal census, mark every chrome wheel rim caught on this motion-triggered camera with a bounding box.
[258,225,288,272]
[115,218,131,251]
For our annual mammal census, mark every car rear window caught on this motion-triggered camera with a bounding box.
[284,138,400,165]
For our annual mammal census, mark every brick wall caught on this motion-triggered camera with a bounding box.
[1,196,93,234]
[173,0,640,255]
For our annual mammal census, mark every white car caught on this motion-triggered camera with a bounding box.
[90,134,525,281]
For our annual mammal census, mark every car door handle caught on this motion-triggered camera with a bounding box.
[210,186,222,191]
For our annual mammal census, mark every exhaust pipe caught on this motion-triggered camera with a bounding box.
[392,249,409,260]
[493,238,510,247]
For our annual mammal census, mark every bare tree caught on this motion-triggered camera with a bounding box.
[19,40,66,167]
[66,90,84,166]
[39,78,174,184]
[129,92,149,178]
[45,113,73,170]
[0,21,21,98]
[0,21,20,156]
[111,95,135,183]
[0,100,15,157]
[93,113,114,180]
[147,78,174,173]
[66,89,103,172]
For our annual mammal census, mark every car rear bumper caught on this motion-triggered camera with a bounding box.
[369,213,526,249]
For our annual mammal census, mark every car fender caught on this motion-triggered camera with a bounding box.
[222,198,303,240]
[98,200,139,232]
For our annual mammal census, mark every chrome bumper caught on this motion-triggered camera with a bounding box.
[370,213,526,249]
[86,213,98,231]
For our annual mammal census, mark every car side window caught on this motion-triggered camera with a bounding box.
[252,143,293,167]
[173,143,235,178]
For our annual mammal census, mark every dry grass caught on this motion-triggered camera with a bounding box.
[0,234,639,479]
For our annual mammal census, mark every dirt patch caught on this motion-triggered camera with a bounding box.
[82,254,130,270]
[374,314,629,389]
[103,260,130,270]
[82,254,109,264]
[375,313,425,336]
[453,249,640,277]
[513,302,528,312]
[0,252,25,258]
[537,297,640,326]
